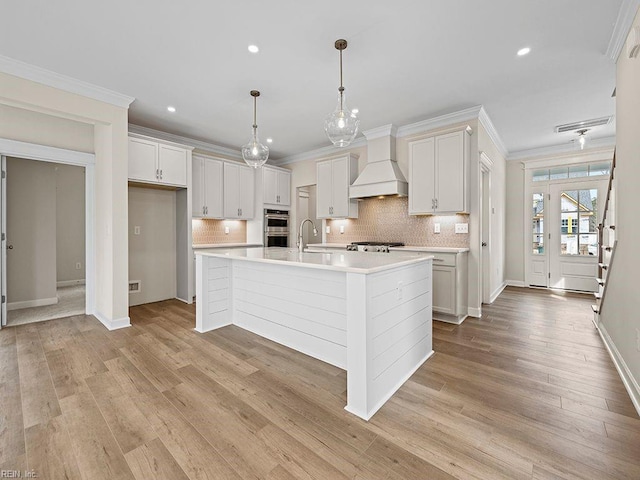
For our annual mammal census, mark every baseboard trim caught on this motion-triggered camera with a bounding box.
[506,279,526,287]
[57,279,86,288]
[93,311,131,331]
[468,307,482,318]
[7,296,58,311]
[597,322,640,416]
[489,281,508,304]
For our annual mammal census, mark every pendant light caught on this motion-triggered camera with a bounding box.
[241,90,269,168]
[325,39,360,147]
[575,129,589,150]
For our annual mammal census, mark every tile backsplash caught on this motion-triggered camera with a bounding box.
[325,196,469,247]
[192,219,247,245]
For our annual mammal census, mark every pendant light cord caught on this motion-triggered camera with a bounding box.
[339,48,344,111]
[253,95,258,131]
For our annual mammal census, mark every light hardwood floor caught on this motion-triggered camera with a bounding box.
[1,287,639,479]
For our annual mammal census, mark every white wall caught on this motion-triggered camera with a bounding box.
[505,161,525,283]
[0,71,131,328]
[599,7,640,407]
[56,163,85,283]
[128,186,177,306]
[6,157,57,306]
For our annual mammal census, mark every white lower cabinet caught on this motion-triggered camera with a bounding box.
[430,251,468,324]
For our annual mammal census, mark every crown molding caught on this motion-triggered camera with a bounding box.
[362,124,398,140]
[478,107,508,158]
[606,0,640,62]
[274,136,367,165]
[396,106,482,138]
[0,55,135,109]
[507,136,616,162]
[128,124,243,159]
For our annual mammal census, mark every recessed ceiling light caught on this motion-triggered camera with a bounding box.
[517,47,531,56]
[351,108,359,114]
[248,45,259,53]
[167,106,176,113]
[266,138,273,143]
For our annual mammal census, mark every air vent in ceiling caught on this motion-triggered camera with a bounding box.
[555,116,612,133]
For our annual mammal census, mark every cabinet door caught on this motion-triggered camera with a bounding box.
[192,158,205,217]
[204,159,223,218]
[128,137,158,183]
[158,144,188,186]
[331,157,350,217]
[223,163,240,218]
[408,138,435,214]
[432,266,456,314]
[277,170,291,206]
[262,167,278,204]
[435,131,464,213]
[316,160,333,218]
[238,166,254,219]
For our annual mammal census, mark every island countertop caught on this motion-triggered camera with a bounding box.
[195,247,432,274]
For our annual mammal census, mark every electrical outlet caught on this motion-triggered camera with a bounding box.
[455,223,469,234]
[224,226,230,234]
[340,225,345,234]
[134,226,141,235]
[75,262,82,270]
[434,223,441,234]
[326,226,331,234]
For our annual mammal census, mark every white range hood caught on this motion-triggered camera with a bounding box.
[349,125,408,199]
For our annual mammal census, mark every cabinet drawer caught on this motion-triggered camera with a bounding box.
[430,252,456,267]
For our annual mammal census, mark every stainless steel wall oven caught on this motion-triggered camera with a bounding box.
[264,209,290,247]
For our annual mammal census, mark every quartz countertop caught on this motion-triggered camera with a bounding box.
[306,243,469,253]
[192,243,262,249]
[195,247,432,274]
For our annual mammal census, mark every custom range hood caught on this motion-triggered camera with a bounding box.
[349,125,408,198]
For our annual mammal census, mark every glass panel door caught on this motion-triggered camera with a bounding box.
[528,191,548,287]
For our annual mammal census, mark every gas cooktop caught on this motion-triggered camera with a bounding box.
[346,242,404,253]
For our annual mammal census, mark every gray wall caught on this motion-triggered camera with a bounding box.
[7,157,57,305]
[128,186,177,306]
[56,164,86,284]
[505,161,525,283]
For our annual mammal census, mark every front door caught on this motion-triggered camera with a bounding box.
[548,181,604,292]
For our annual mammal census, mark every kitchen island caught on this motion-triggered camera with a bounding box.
[195,247,433,420]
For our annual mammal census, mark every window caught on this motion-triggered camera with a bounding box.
[532,162,611,182]
[560,189,598,256]
[532,193,544,254]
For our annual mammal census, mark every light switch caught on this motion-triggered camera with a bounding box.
[340,225,345,234]
[134,226,141,235]
[224,226,230,234]
[455,223,469,234]
[434,223,441,234]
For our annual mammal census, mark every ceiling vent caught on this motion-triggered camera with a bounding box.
[555,117,612,133]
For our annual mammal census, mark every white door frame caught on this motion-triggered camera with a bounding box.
[0,138,95,328]
[479,152,493,304]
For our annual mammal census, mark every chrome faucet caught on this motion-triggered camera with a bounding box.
[298,218,318,252]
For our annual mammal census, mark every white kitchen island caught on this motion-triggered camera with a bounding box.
[195,247,433,420]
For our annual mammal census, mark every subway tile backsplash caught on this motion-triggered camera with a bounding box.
[326,196,470,247]
[192,219,247,245]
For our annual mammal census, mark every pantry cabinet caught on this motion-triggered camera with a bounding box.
[408,127,471,215]
[223,162,255,219]
[317,154,359,219]
[192,155,223,218]
[128,135,189,187]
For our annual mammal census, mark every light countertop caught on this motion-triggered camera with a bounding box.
[192,243,262,249]
[307,243,469,253]
[195,247,432,274]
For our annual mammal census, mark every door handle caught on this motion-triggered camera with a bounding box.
[7,245,13,250]
[482,242,487,247]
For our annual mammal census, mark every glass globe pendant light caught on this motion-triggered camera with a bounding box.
[325,39,360,147]
[241,90,269,168]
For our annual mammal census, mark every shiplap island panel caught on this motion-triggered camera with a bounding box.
[195,247,434,420]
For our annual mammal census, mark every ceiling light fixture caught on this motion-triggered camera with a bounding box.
[248,45,259,53]
[517,47,531,56]
[167,106,176,113]
[575,129,589,150]
[325,39,360,147]
[241,90,269,168]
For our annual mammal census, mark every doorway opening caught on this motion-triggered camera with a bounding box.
[479,152,493,305]
[4,157,86,326]
[296,185,320,247]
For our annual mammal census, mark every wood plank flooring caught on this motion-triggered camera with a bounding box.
[1,286,639,479]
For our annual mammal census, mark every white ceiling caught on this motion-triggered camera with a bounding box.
[0,1,624,161]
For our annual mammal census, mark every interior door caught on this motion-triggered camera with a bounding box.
[549,181,604,291]
[1,156,6,327]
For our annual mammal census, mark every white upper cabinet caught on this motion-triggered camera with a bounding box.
[223,162,255,219]
[192,155,223,218]
[316,154,359,219]
[262,166,291,207]
[128,135,189,187]
[408,127,471,215]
